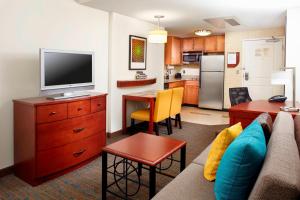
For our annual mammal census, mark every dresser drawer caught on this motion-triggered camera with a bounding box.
[68,100,91,118]
[37,111,105,151]
[91,97,106,113]
[37,133,105,177]
[36,104,67,123]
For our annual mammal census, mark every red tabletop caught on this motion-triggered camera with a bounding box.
[102,132,186,166]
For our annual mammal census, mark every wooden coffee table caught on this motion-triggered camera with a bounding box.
[102,132,187,200]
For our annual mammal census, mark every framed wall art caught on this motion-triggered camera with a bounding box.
[129,35,147,70]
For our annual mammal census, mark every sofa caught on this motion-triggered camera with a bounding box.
[153,112,300,200]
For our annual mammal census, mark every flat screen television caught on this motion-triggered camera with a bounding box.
[40,49,95,91]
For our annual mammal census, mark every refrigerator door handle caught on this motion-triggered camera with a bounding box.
[199,70,202,88]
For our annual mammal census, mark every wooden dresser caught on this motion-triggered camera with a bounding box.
[13,93,107,186]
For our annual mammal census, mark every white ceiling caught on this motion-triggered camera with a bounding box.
[78,0,300,37]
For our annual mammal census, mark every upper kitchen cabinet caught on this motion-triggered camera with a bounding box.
[182,37,204,52]
[216,35,225,52]
[181,35,225,52]
[193,37,205,51]
[165,36,182,65]
[204,35,225,53]
[181,38,194,52]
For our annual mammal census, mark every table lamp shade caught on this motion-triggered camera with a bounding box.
[271,71,292,85]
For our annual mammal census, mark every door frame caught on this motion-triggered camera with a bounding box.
[242,36,286,96]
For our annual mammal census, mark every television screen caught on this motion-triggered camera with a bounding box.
[41,49,94,90]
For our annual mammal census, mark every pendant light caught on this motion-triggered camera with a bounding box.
[148,15,168,44]
[194,29,212,37]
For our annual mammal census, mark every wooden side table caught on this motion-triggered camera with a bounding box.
[102,132,186,199]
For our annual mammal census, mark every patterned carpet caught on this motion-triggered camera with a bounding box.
[0,122,227,200]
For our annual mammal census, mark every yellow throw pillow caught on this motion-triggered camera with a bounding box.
[203,122,243,181]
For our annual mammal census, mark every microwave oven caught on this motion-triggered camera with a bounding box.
[182,52,202,64]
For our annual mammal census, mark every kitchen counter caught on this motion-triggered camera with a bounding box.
[164,78,199,105]
[164,77,199,83]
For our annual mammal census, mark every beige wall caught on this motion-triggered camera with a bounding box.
[0,0,109,169]
[224,27,285,108]
[108,13,164,133]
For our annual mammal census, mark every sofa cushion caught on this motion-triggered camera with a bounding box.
[204,122,243,181]
[215,120,266,200]
[193,143,211,166]
[152,163,215,200]
[294,115,300,155]
[255,112,273,144]
[249,112,300,200]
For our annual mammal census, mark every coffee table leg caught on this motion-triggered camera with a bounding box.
[102,151,107,200]
[149,166,156,199]
[138,163,143,176]
[180,145,186,172]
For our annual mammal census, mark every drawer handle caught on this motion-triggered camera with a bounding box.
[73,127,85,133]
[49,111,56,116]
[97,104,102,107]
[73,149,86,157]
[77,107,83,111]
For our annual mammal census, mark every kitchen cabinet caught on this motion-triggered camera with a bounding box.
[193,37,205,51]
[165,36,182,65]
[182,38,194,52]
[168,80,185,89]
[216,35,225,52]
[184,80,199,105]
[204,36,217,52]
[165,80,199,105]
[180,35,225,52]
[204,35,225,53]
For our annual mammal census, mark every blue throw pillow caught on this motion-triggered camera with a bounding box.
[214,120,266,200]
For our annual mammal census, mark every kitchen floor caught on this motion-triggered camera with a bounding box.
[180,106,229,125]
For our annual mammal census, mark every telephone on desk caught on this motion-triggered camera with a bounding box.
[268,95,287,103]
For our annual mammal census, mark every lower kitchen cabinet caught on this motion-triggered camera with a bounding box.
[165,80,199,105]
[184,81,199,105]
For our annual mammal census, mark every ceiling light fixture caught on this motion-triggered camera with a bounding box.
[194,29,212,37]
[148,15,168,44]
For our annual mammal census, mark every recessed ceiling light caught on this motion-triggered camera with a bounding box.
[194,29,212,37]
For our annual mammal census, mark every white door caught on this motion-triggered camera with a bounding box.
[243,38,285,100]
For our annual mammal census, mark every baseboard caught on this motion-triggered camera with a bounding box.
[0,165,13,178]
[107,122,149,137]
[182,104,198,107]
[107,129,123,138]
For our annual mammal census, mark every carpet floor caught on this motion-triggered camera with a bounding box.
[0,122,227,200]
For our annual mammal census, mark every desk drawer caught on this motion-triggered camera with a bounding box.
[37,133,104,177]
[36,104,67,123]
[37,111,105,151]
[68,100,91,118]
[91,97,106,113]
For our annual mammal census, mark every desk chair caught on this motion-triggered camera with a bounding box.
[229,87,252,106]
[170,87,184,131]
[131,89,173,135]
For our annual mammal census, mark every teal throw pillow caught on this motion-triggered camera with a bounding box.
[214,120,267,200]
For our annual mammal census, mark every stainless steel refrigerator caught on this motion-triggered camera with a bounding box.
[198,55,225,110]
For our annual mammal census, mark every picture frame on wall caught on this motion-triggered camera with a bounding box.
[129,35,147,70]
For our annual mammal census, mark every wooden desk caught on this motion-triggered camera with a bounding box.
[122,90,157,134]
[229,100,300,128]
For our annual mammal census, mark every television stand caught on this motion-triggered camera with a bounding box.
[47,92,90,100]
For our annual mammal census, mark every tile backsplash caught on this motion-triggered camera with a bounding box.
[166,65,200,78]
